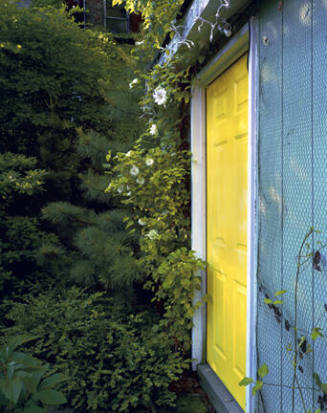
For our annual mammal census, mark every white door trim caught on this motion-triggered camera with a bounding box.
[191,20,258,413]
[245,16,258,413]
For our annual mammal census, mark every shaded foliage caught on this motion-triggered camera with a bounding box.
[4,289,187,411]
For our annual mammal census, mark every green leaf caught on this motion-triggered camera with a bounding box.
[298,336,306,349]
[258,363,269,379]
[7,336,38,352]
[274,290,287,296]
[313,373,327,394]
[264,298,273,304]
[22,404,45,413]
[39,373,66,390]
[252,380,263,395]
[16,371,40,394]
[311,327,324,341]
[313,372,322,387]
[34,389,67,405]
[3,377,23,404]
[238,377,254,386]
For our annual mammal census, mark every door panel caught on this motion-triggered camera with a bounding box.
[206,54,248,410]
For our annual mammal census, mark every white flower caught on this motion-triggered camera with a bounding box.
[149,124,158,135]
[125,150,132,157]
[145,158,154,166]
[138,218,146,226]
[147,229,159,240]
[136,177,145,185]
[127,191,131,196]
[117,186,124,193]
[129,78,139,89]
[130,165,139,176]
[153,86,167,106]
[135,40,144,46]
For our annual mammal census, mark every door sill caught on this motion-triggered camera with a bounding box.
[198,364,244,413]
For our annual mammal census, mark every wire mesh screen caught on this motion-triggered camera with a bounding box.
[256,0,326,412]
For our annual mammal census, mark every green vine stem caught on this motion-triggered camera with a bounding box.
[292,227,314,412]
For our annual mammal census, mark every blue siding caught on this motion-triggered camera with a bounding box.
[257,0,326,411]
[257,1,283,410]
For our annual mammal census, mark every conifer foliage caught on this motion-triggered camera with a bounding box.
[0,0,143,297]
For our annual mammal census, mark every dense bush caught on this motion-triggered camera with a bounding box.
[4,288,188,411]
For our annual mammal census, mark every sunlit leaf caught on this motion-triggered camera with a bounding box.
[252,380,263,396]
[258,363,269,379]
[274,290,287,296]
[238,377,254,386]
[311,327,324,341]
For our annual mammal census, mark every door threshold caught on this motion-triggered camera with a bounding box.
[198,364,244,413]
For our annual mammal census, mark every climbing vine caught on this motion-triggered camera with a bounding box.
[240,228,327,413]
[105,53,204,350]
[107,0,238,356]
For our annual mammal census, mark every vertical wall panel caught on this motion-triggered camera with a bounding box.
[257,2,283,411]
[281,0,313,410]
[257,0,326,411]
[312,0,327,411]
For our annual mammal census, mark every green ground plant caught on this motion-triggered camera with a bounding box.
[0,336,66,413]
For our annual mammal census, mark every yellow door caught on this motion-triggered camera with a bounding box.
[206,54,248,410]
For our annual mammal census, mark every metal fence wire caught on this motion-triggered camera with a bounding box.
[256,1,326,412]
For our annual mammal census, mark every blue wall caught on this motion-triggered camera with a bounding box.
[257,0,326,411]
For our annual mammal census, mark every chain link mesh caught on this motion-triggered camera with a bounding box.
[256,1,326,411]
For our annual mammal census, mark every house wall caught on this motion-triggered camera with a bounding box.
[86,0,104,27]
[256,0,326,411]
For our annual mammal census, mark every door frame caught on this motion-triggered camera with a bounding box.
[191,19,258,413]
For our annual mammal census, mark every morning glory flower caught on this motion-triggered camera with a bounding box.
[129,78,139,89]
[149,124,158,135]
[145,158,154,166]
[153,86,167,106]
[147,229,159,240]
[136,177,145,185]
[130,165,139,176]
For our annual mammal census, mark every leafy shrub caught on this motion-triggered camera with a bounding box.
[0,336,66,413]
[3,288,187,411]
[31,0,64,8]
